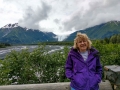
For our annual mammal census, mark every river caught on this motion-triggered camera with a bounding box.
[0,45,65,59]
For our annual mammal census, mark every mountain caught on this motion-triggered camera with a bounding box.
[64,21,120,41]
[0,23,57,44]
[1,21,120,44]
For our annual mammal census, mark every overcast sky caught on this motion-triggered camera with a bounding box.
[0,0,120,38]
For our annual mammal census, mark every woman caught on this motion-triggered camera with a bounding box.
[65,32,102,90]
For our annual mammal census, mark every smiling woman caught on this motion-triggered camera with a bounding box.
[73,32,92,52]
[65,32,102,90]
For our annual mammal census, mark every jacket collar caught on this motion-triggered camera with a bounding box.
[69,47,99,63]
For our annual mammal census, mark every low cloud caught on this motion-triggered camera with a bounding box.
[63,0,120,31]
[1,0,120,36]
[19,1,51,30]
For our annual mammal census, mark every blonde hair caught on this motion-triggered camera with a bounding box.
[73,32,92,50]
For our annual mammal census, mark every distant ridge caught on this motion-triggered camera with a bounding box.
[0,23,57,44]
[0,21,120,44]
[64,20,120,41]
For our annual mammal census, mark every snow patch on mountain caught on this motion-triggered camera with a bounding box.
[1,23,30,31]
[2,23,19,28]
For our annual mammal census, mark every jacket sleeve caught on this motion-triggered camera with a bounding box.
[65,53,74,80]
[96,56,102,83]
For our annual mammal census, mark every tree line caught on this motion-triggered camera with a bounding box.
[102,34,120,44]
[0,43,11,48]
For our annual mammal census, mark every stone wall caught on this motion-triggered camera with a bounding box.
[0,80,112,90]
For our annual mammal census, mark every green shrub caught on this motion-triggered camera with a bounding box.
[0,42,120,85]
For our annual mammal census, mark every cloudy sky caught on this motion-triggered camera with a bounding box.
[0,0,120,39]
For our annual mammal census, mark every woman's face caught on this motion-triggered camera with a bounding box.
[77,39,88,52]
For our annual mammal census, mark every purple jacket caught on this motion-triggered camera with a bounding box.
[65,47,102,90]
